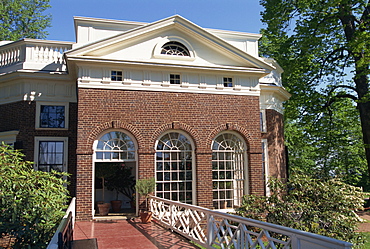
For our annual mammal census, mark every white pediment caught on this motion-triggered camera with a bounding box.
[66,15,274,73]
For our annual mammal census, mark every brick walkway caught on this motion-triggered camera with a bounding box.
[74,218,200,249]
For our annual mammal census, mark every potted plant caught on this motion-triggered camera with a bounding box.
[135,177,156,223]
[106,163,135,212]
[95,162,116,215]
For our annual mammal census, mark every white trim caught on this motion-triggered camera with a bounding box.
[0,130,19,146]
[262,139,270,196]
[92,129,139,217]
[260,109,267,133]
[153,36,195,61]
[78,80,261,96]
[34,137,68,173]
[154,130,197,205]
[35,102,69,129]
[211,131,249,209]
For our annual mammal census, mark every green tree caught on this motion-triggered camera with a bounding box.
[0,143,69,248]
[0,0,51,41]
[259,0,370,181]
[285,97,368,189]
[236,174,364,247]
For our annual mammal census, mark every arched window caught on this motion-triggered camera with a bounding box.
[155,132,194,204]
[161,41,190,56]
[212,133,247,209]
[95,131,135,161]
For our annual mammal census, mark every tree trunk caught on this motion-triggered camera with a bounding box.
[339,6,370,177]
[357,99,370,177]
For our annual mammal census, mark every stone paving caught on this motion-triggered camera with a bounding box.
[74,218,200,249]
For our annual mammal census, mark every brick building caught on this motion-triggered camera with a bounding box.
[0,15,290,220]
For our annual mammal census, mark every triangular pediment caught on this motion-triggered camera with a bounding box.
[66,15,274,73]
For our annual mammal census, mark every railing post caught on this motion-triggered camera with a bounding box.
[206,213,213,246]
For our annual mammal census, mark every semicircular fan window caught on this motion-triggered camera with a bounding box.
[161,41,190,56]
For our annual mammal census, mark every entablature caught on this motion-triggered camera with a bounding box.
[74,62,262,96]
[0,71,76,105]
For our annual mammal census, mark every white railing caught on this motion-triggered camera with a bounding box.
[0,39,73,71]
[47,197,76,249]
[149,196,353,249]
[0,44,21,66]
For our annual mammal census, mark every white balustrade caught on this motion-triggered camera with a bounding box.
[149,196,353,249]
[0,45,21,67]
[0,39,73,71]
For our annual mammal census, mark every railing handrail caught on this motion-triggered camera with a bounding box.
[47,197,76,249]
[149,195,353,249]
[0,39,74,49]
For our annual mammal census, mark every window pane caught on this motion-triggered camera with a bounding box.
[40,105,65,128]
[38,141,64,173]
[212,133,246,209]
[95,131,136,161]
[155,132,193,203]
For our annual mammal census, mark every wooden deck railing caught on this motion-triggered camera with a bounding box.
[149,196,353,249]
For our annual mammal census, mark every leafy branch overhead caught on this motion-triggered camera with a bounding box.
[260,0,370,183]
[0,0,52,41]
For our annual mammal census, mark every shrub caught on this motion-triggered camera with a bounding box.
[236,174,365,247]
[0,143,69,248]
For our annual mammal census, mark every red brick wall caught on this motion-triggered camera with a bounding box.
[262,109,287,181]
[0,101,78,197]
[76,89,264,220]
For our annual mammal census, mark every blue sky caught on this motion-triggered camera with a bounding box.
[45,0,265,42]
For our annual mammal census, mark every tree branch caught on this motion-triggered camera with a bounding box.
[359,3,370,31]
[324,93,358,108]
[328,85,357,94]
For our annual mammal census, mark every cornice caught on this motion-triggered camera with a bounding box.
[67,56,269,76]
[0,70,72,82]
[260,84,291,101]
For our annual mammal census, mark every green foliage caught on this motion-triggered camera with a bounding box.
[236,174,365,247]
[135,178,156,210]
[95,162,117,202]
[259,0,370,186]
[0,143,69,248]
[285,97,368,189]
[135,177,156,197]
[0,0,51,40]
[106,164,135,201]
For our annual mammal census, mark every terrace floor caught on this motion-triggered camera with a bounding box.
[73,215,200,249]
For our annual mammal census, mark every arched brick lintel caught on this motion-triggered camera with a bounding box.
[150,121,200,151]
[207,123,253,152]
[84,120,143,154]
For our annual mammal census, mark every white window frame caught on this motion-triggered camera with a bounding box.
[262,139,270,196]
[170,74,181,84]
[212,132,248,210]
[34,137,68,173]
[35,102,69,129]
[223,77,233,87]
[93,130,137,162]
[92,129,138,216]
[260,109,267,133]
[111,70,123,82]
[155,131,196,205]
[0,130,19,146]
[153,36,195,61]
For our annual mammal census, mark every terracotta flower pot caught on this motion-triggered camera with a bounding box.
[110,200,122,213]
[139,211,152,223]
[97,203,110,216]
